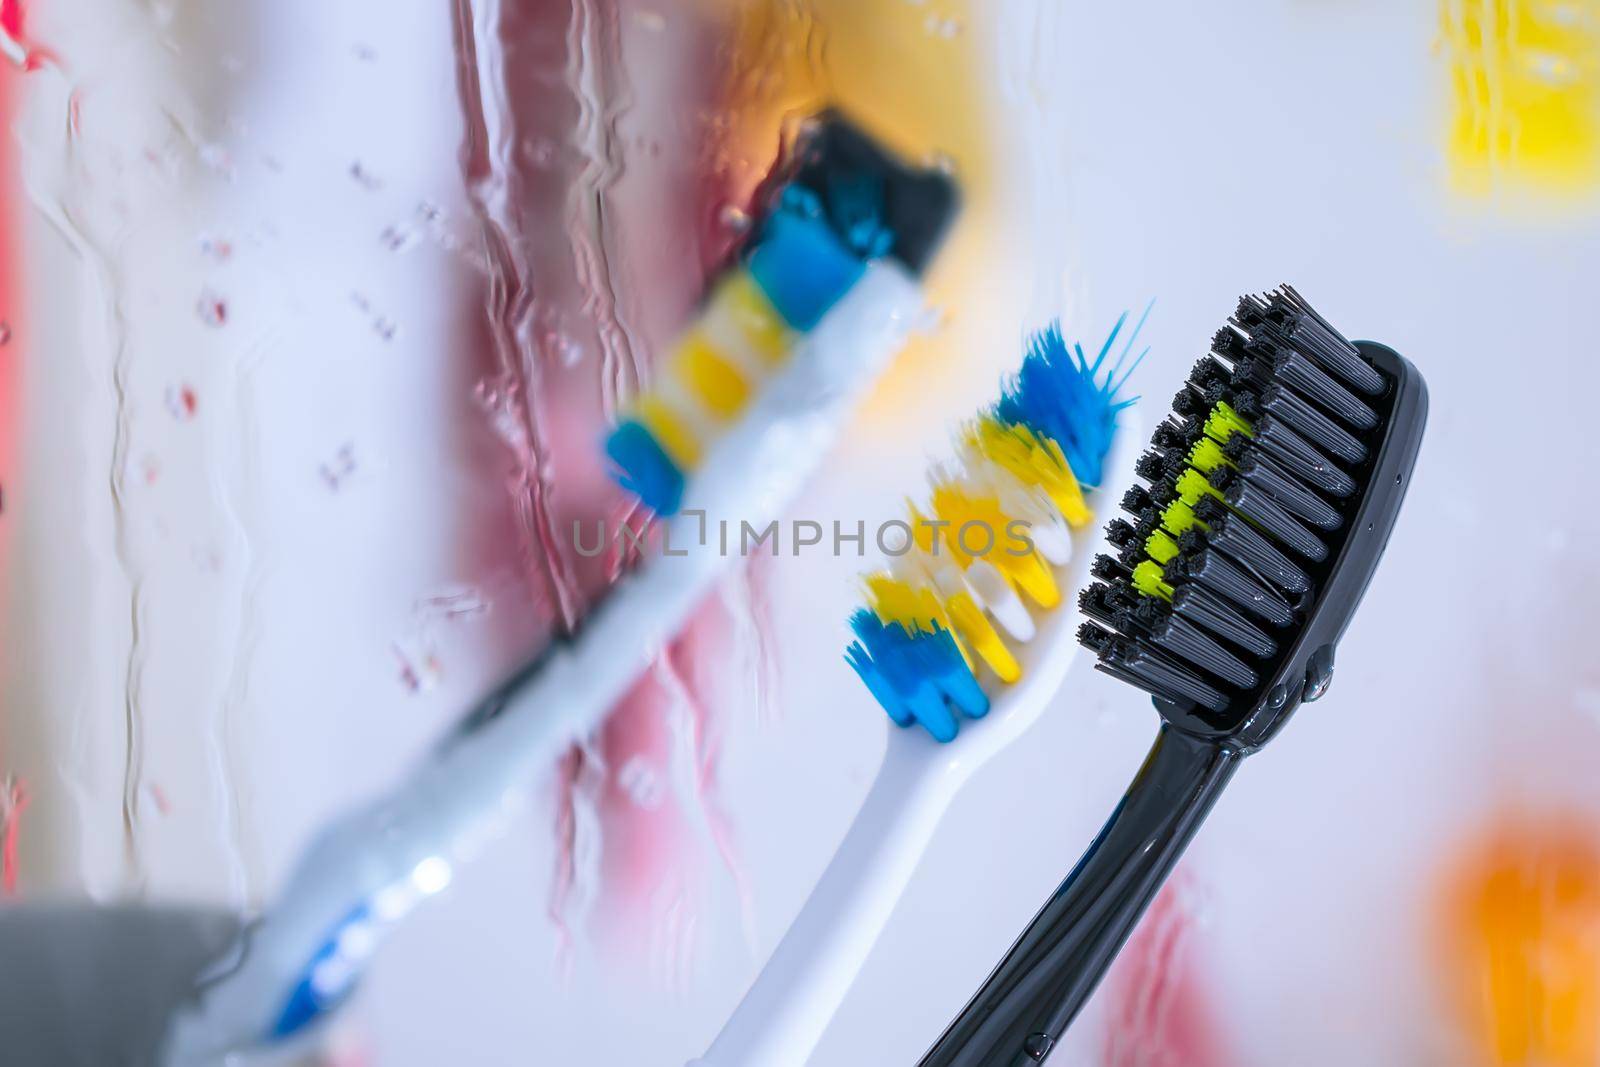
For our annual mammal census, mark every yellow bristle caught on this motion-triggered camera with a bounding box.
[1175,468,1225,508]
[944,589,1021,683]
[1161,498,1204,536]
[674,331,751,421]
[908,502,938,554]
[1204,400,1253,443]
[710,271,791,365]
[965,418,1092,528]
[1132,560,1174,600]
[867,573,976,671]
[1187,437,1234,474]
[635,395,702,469]
[929,481,1060,609]
[1146,529,1181,564]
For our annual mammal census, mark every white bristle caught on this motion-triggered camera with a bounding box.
[967,559,1035,642]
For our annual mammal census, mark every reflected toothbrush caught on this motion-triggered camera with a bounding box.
[159,112,958,1065]
[918,285,1427,1066]
[693,314,1144,1067]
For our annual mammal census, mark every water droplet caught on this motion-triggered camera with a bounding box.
[199,234,233,262]
[349,160,384,191]
[1527,51,1576,86]
[319,444,358,491]
[196,288,228,327]
[522,139,558,169]
[635,9,666,32]
[617,756,666,810]
[0,321,11,346]
[379,224,416,253]
[416,585,490,622]
[165,383,198,420]
[352,43,378,62]
[923,14,962,38]
[543,329,581,366]
[474,379,532,456]
[351,291,398,339]
[142,783,172,817]
[718,204,751,234]
[393,642,441,694]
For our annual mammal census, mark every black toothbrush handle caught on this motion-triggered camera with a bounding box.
[917,725,1243,1066]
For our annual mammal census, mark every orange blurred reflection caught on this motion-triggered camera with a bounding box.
[1438,814,1600,1067]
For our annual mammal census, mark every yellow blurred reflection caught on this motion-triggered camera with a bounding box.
[702,0,1006,435]
[1441,0,1600,197]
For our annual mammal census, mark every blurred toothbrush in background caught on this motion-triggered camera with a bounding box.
[158,110,959,1064]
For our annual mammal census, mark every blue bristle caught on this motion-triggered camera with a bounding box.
[270,903,371,1040]
[994,302,1149,488]
[604,419,686,516]
[845,304,1148,739]
[778,180,893,260]
[748,209,866,331]
[846,610,988,743]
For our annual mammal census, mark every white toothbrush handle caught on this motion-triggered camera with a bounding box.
[160,263,928,1064]
[694,736,963,1067]
[693,416,1144,1067]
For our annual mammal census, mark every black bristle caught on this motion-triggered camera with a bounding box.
[1271,284,1385,396]
[1077,620,1115,655]
[1216,422,1356,502]
[1147,612,1259,690]
[1247,414,1358,498]
[1232,295,1265,327]
[1103,639,1232,712]
[1082,619,1229,710]
[1148,482,1178,509]
[1151,421,1189,452]
[1210,328,1245,362]
[1121,485,1153,515]
[1171,389,1204,419]
[1079,585,1120,630]
[1228,391,1261,421]
[1248,340,1379,432]
[1166,548,1295,627]
[1189,355,1232,391]
[1090,554,1127,583]
[1105,519,1139,551]
[1170,584,1277,658]
[1076,285,1399,721]
[1259,383,1368,465]
[1208,467,1330,562]
[1191,496,1311,595]
[1104,579,1141,613]
[1135,450,1167,482]
[1234,452,1342,531]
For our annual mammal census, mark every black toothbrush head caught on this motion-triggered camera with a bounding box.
[1078,285,1426,749]
[747,109,960,276]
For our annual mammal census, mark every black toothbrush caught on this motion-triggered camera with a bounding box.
[916,286,1427,1066]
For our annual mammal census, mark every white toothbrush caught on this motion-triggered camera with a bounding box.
[160,113,959,1065]
[693,336,1143,1067]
